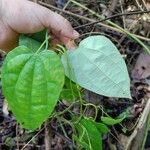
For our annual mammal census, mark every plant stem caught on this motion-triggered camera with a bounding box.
[83,103,98,120]
[36,36,50,54]
[45,31,49,50]
[39,1,150,42]
[53,101,80,118]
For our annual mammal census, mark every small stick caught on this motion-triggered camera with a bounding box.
[16,123,20,150]
[21,127,44,150]
[45,120,52,150]
[125,99,150,150]
[135,0,144,11]
[142,0,149,10]
[119,0,126,29]
[74,10,150,29]
[38,1,150,42]
[70,0,150,54]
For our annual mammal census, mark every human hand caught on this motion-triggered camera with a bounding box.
[0,0,79,52]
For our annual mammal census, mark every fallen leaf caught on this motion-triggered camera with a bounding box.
[132,53,150,79]
[2,100,9,116]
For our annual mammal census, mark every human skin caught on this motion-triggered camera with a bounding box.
[0,0,79,52]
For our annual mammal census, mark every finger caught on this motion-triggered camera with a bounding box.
[50,29,77,49]
[51,36,76,50]
[60,37,77,50]
[65,40,77,50]
[31,2,80,39]
[4,0,79,40]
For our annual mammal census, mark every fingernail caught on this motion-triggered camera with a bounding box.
[73,30,80,38]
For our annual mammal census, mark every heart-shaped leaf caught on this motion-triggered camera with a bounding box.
[61,36,131,98]
[2,46,64,130]
[19,35,45,52]
[93,122,109,134]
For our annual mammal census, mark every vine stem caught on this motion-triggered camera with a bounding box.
[45,31,49,50]
[36,36,50,54]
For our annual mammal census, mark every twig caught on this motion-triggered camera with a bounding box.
[70,0,150,54]
[16,123,20,150]
[38,1,150,42]
[45,120,52,150]
[59,0,71,15]
[109,131,123,145]
[141,109,150,150]
[74,10,150,29]
[135,0,144,11]
[117,16,141,48]
[119,0,126,29]
[21,127,44,150]
[142,0,149,10]
[0,143,41,148]
[125,99,150,150]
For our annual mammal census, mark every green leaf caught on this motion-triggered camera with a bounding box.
[1,46,64,130]
[94,122,109,134]
[60,77,80,101]
[29,30,47,43]
[60,89,78,101]
[4,137,15,147]
[101,116,125,125]
[61,35,131,98]
[19,35,45,52]
[74,118,102,150]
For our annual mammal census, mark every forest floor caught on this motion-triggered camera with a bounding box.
[0,0,150,150]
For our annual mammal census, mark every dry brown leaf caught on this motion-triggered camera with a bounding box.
[118,134,129,148]
[132,53,150,79]
[2,100,9,116]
